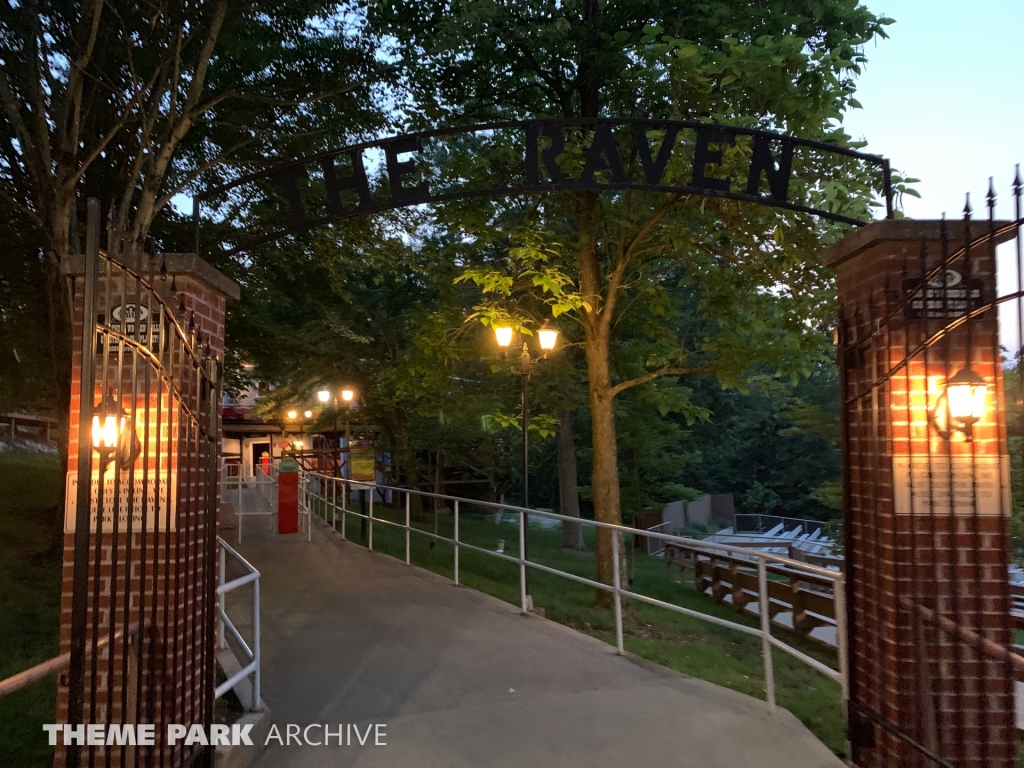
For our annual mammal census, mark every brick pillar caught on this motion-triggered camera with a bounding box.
[826,220,1017,767]
[56,252,239,767]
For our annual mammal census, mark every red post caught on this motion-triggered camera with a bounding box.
[277,464,299,534]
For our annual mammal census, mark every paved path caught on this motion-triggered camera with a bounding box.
[227,517,843,768]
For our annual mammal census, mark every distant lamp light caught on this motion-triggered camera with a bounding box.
[304,410,313,419]
[494,326,514,348]
[538,325,559,352]
[91,392,139,470]
[293,440,303,450]
[287,409,298,420]
[317,389,330,403]
[930,367,988,441]
[341,388,355,403]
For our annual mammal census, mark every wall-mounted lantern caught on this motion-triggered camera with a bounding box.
[929,367,988,442]
[91,392,140,470]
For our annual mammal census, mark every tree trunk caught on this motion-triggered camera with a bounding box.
[558,410,586,552]
[575,188,626,607]
[587,344,622,609]
[45,193,76,501]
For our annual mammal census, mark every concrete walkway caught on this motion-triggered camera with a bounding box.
[227,517,843,768]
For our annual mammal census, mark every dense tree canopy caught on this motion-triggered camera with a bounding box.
[0,0,389,457]
[1,2,894,596]
[369,0,893,599]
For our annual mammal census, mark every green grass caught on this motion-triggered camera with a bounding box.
[310,496,846,756]
[0,447,63,768]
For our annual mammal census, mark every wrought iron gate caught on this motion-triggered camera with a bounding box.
[838,174,1023,767]
[65,199,222,767]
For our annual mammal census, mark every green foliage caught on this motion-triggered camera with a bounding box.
[677,363,842,521]
[370,0,891,547]
[0,200,57,415]
[0,449,63,768]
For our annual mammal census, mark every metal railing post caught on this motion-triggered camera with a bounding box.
[306,475,312,543]
[341,480,347,541]
[612,530,624,655]
[757,555,777,712]
[332,477,337,531]
[237,465,242,545]
[253,576,261,709]
[368,486,374,551]
[519,510,527,613]
[218,544,226,648]
[454,499,460,585]
[405,491,411,564]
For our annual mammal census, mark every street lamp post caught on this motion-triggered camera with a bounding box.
[286,409,298,455]
[318,389,335,474]
[318,387,356,478]
[339,387,356,479]
[495,324,559,605]
[302,409,313,451]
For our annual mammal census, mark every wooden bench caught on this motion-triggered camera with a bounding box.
[666,543,838,638]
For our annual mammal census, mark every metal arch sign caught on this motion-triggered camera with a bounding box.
[195,118,893,256]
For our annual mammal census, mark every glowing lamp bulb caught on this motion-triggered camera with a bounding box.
[317,389,330,403]
[287,410,297,420]
[304,410,313,419]
[341,388,355,402]
[538,327,559,351]
[92,414,120,449]
[946,367,987,425]
[494,326,514,348]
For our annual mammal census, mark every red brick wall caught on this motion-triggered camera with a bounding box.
[835,226,1016,767]
[55,259,229,767]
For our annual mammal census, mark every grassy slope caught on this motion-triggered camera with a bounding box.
[313,498,846,756]
[0,448,62,768]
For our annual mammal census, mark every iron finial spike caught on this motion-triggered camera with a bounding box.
[179,297,186,314]
[189,311,195,331]
[1014,163,1022,191]
[987,177,997,208]
[963,193,972,218]
[170,275,177,294]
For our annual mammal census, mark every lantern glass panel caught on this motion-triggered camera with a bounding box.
[494,326,514,347]
[948,382,987,422]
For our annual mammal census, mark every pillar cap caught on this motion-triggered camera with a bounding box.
[822,219,1017,270]
[62,252,240,301]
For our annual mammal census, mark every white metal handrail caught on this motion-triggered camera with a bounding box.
[220,462,278,543]
[299,471,848,713]
[216,537,261,710]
